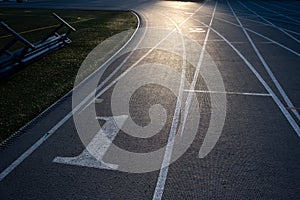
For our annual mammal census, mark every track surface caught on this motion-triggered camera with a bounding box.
[1,0,300,199]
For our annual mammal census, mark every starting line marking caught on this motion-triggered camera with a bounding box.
[184,90,272,97]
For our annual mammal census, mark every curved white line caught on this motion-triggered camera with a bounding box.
[192,17,300,138]
[228,0,300,121]
[151,11,188,200]
[250,1,300,24]
[238,1,300,44]
[0,11,143,182]
[198,13,300,56]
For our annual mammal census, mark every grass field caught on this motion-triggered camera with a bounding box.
[0,9,137,142]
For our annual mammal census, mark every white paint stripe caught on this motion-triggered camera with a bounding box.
[0,111,73,181]
[53,115,128,170]
[242,28,300,56]
[79,12,148,113]
[180,0,218,139]
[203,14,300,56]
[94,98,103,104]
[238,1,300,44]
[272,1,300,11]
[282,28,300,36]
[0,0,209,181]
[257,0,299,13]
[250,1,300,24]
[236,16,272,26]
[185,90,272,97]
[263,16,300,26]
[81,1,210,113]
[153,1,218,199]
[192,18,300,138]
[197,40,273,44]
[0,11,142,182]
[152,11,188,200]
[228,0,300,121]
[196,11,277,27]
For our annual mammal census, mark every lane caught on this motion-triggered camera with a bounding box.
[0,0,299,199]
[227,0,300,121]
[153,1,218,199]
[157,0,300,198]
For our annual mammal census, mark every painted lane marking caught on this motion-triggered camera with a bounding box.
[185,90,272,97]
[282,28,300,36]
[154,1,218,200]
[192,1,227,160]
[238,1,300,44]
[80,1,210,113]
[53,115,128,170]
[0,11,143,182]
[0,0,209,181]
[249,1,300,24]
[257,0,300,14]
[202,14,300,56]
[216,11,300,27]
[227,0,300,121]
[0,111,73,182]
[272,1,300,11]
[181,0,218,138]
[192,18,300,138]
[197,40,273,44]
[192,13,300,54]
[153,0,220,199]
[152,10,188,200]
[262,15,300,26]
[94,98,104,104]
[189,27,206,33]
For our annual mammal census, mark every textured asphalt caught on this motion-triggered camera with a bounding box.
[0,0,300,199]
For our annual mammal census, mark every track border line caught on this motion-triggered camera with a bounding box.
[0,10,142,182]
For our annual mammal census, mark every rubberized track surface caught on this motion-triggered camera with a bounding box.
[0,0,299,199]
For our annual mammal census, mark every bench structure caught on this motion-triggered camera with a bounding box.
[0,13,76,79]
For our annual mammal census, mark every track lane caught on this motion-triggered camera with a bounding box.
[0,0,299,199]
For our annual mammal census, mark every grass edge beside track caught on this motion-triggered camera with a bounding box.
[0,9,138,142]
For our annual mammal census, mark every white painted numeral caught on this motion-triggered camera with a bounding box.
[53,115,128,170]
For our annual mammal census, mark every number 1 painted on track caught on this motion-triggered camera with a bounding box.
[53,115,128,170]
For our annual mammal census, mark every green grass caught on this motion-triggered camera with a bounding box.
[0,9,137,142]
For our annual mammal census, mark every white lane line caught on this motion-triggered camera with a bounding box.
[153,1,217,199]
[78,12,148,113]
[189,27,206,33]
[185,90,272,97]
[257,0,300,14]
[262,15,300,26]
[180,0,218,140]
[0,111,73,182]
[237,16,272,26]
[0,0,209,181]
[152,11,188,200]
[53,115,128,170]
[202,14,300,56]
[81,1,210,113]
[273,1,300,11]
[282,28,300,36]
[194,13,300,55]
[192,18,300,138]
[227,0,300,121]
[249,1,300,24]
[0,11,143,182]
[238,13,300,26]
[238,1,300,44]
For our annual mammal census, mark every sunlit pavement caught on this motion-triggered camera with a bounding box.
[0,0,300,199]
